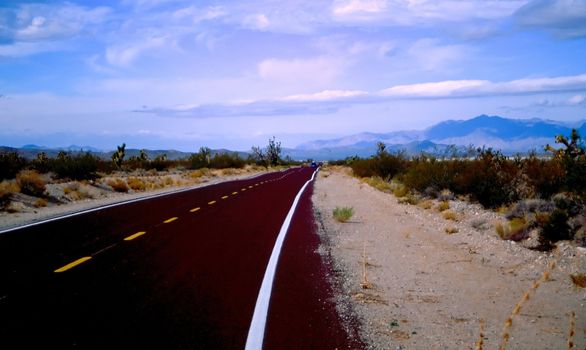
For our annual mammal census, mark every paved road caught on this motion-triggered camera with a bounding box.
[0,167,362,349]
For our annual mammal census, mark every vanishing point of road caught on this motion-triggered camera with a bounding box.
[0,167,362,349]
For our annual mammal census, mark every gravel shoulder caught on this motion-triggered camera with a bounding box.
[313,168,586,350]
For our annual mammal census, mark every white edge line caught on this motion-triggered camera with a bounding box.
[245,167,319,350]
[0,170,284,235]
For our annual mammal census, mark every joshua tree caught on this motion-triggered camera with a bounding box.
[112,143,126,169]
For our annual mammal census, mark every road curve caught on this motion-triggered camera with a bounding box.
[0,167,362,349]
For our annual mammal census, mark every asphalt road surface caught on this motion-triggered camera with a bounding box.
[0,167,362,349]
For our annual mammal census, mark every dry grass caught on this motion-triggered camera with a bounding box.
[445,226,459,234]
[442,210,458,221]
[475,319,485,350]
[363,176,393,193]
[570,273,586,288]
[34,198,48,208]
[107,178,129,193]
[418,199,434,210]
[568,311,575,349]
[392,184,409,198]
[0,180,20,208]
[16,170,46,197]
[495,218,527,240]
[127,177,146,191]
[437,200,450,212]
[333,206,354,223]
[499,260,556,350]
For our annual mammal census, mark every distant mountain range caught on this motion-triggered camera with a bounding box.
[2,115,584,161]
[0,145,248,161]
[283,115,586,160]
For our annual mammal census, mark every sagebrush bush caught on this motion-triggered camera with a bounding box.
[0,181,19,208]
[127,177,146,191]
[107,178,129,192]
[16,170,46,197]
[333,206,354,223]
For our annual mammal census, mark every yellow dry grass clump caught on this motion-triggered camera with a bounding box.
[437,200,450,212]
[16,170,46,197]
[107,178,129,193]
[127,177,146,191]
[442,210,458,221]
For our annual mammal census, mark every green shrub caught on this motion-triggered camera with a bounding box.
[333,206,354,223]
[0,152,27,180]
[52,152,100,180]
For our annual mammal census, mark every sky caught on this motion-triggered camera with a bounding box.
[1,0,586,152]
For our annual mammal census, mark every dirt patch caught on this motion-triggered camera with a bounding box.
[313,168,586,350]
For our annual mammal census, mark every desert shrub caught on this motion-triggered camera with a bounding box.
[52,152,100,180]
[127,177,146,191]
[522,155,565,198]
[442,210,458,221]
[570,273,586,288]
[333,206,354,223]
[418,199,434,210]
[0,152,27,180]
[145,154,173,171]
[34,198,48,207]
[392,183,409,198]
[445,227,458,234]
[209,152,245,169]
[16,170,46,197]
[574,227,586,247]
[31,152,51,174]
[397,193,421,205]
[437,201,450,212]
[541,208,572,242]
[496,218,528,240]
[0,181,19,208]
[363,176,392,192]
[107,178,129,192]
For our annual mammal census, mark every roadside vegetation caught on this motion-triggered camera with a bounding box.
[0,137,299,213]
[333,206,354,223]
[340,131,585,250]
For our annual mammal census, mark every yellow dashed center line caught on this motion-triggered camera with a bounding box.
[241,188,246,191]
[221,195,229,199]
[54,256,92,273]
[254,183,259,186]
[190,207,201,212]
[208,200,216,205]
[248,186,253,189]
[164,217,178,224]
[232,191,238,195]
[124,231,146,241]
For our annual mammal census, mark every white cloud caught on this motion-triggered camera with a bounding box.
[13,3,111,42]
[257,57,345,86]
[280,90,368,101]
[332,0,388,16]
[381,74,586,98]
[242,14,270,30]
[407,39,468,71]
[105,36,171,66]
[515,0,586,38]
[138,73,586,118]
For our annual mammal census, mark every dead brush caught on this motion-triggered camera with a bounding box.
[0,180,20,209]
[567,311,575,349]
[16,170,46,197]
[445,226,459,234]
[499,260,556,350]
[127,177,146,191]
[363,176,393,193]
[418,199,433,210]
[437,200,450,212]
[442,210,458,221]
[360,242,372,289]
[107,178,129,193]
[475,319,485,350]
[570,273,586,288]
[495,218,527,240]
[34,198,48,208]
